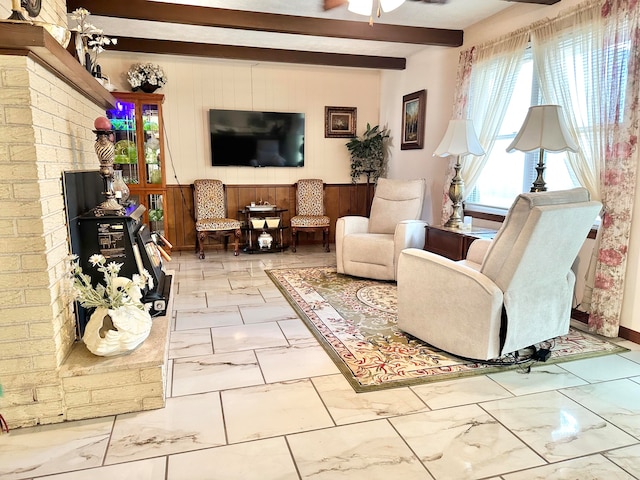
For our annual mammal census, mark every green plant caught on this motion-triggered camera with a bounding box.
[345,123,390,183]
[149,209,164,222]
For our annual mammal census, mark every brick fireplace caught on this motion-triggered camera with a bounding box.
[0,21,169,429]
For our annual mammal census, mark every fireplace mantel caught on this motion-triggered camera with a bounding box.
[0,22,116,109]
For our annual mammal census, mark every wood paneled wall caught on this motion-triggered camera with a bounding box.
[165,183,373,252]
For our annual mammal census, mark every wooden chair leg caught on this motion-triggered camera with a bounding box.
[323,227,330,252]
[233,228,241,256]
[197,231,206,259]
[291,227,297,252]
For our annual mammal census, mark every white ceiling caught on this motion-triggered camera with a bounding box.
[88,0,516,59]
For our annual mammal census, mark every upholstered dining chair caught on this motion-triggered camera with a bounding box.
[193,179,242,259]
[290,178,331,253]
[335,177,427,281]
[397,188,602,361]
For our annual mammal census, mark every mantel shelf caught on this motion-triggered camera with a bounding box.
[0,22,116,109]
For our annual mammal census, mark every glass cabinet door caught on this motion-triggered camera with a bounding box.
[125,193,164,235]
[148,193,165,235]
[105,92,168,239]
[142,103,162,186]
[108,100,139,185]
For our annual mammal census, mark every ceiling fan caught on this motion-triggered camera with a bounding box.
[324,0,448,26]
[323,0,447,11]
[323,0,559,11]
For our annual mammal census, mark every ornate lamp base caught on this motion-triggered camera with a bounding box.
[95,197,125,217]
[530,149,548,192]
[444,157,464,229]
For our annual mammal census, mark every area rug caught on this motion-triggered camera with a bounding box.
[266,266,628,392]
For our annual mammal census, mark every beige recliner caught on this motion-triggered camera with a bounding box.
[336,178,427,281]
[397,188,602,360]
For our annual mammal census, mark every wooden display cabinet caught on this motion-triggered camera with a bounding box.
[106,92,167,236]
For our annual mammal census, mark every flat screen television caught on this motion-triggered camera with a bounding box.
[209,109,305,167]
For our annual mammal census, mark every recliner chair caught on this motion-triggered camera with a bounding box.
[397,188,602,360]
[335,177,427,281]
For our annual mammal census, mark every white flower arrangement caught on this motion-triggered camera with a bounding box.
[69,8,117,72]
[127,63,168,89]
[69,254,152,311]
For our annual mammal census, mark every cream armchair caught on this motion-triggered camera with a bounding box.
[397,188,602,360]
[336,178,427,281]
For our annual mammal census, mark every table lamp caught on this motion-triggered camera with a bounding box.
[434,119,485,229]
[507,105,579,192]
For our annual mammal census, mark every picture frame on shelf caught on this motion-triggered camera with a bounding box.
[401,89,426,150]
[324,106,357,138]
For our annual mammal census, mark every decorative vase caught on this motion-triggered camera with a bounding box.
[83,305,152,357]
[112,169,130,204]
[258,231,273,249]
[137,83,159,93]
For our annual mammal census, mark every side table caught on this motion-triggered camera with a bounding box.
[239,207,289,253]
[424,225,497,261]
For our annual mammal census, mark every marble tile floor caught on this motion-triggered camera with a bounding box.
[2,246,640,479]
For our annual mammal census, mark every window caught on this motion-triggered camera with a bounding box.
[466,51,580,210]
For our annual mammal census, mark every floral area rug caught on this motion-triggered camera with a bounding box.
[266,266,628,392]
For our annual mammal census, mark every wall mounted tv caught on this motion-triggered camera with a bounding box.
[209,109,305,167]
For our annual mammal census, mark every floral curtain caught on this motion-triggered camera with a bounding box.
[441,31,529,225]
[531,0,640,337]
[441,47,476,223]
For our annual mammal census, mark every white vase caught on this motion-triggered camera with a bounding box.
[258,231,273,249]
[83,305,152,357]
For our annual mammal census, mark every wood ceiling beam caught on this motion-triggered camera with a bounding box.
[66,0,463,48]
[112,37,407,70]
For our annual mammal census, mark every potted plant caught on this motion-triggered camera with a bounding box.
[69,254,153,356]
[127,63,168,93]
[345,123,390,183]
[149,208,164,231]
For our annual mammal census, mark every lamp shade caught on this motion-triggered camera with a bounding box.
[348,0,404,15]
[347,0,372,15]
[506,105,579,153]
[433,119,485,157]
[380,0,404,12]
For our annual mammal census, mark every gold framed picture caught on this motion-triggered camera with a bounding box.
[325,106,357,138]
[401,89,426,150]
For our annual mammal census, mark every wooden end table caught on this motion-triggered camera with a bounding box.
[424,225,497,261]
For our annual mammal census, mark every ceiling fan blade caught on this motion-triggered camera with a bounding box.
[324,0,348,10]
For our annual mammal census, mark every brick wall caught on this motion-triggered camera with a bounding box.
[0,54,103,427]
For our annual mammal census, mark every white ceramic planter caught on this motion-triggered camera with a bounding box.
[83,305,152,357]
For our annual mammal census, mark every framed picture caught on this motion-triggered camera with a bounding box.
[325,106,357,138]
[401,89,426,150]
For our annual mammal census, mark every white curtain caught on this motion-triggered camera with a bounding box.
[530,3,604,201]
[441,31,529,224]
[461,30,530,196]
[530,0,640,336]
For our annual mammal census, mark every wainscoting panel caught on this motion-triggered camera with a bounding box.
[165,183,372,252]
